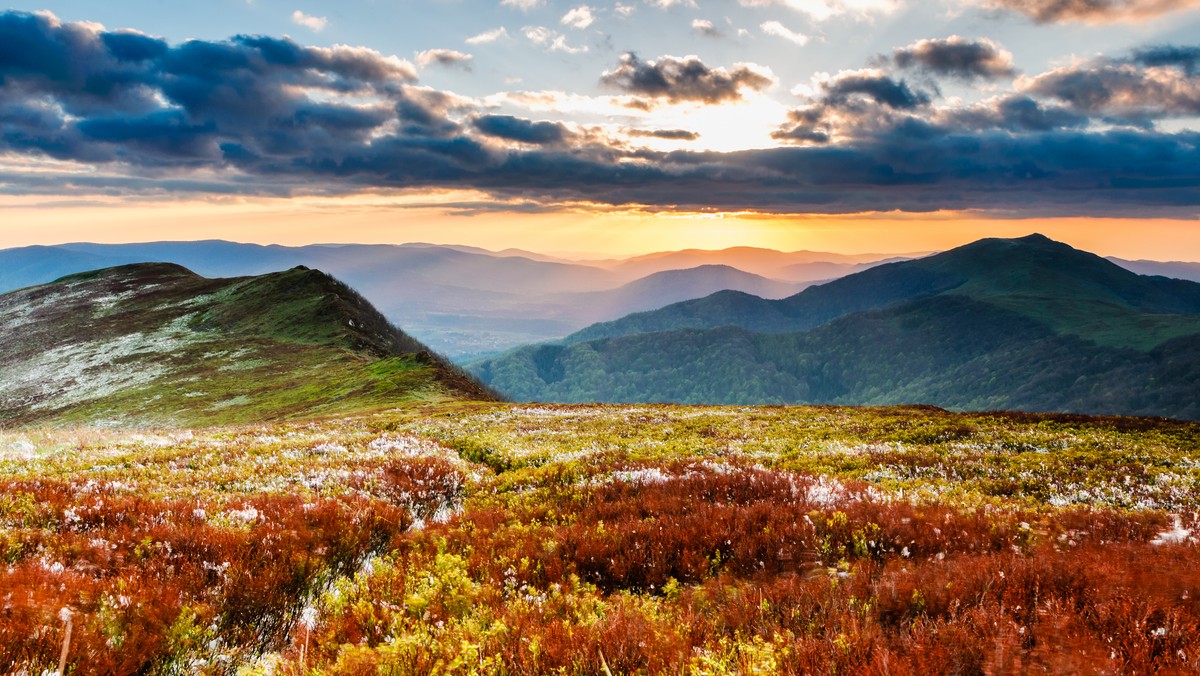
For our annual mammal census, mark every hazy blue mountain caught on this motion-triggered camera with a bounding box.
[0,245,124,291]
[533,265,804,322]
[1110,258,1200,284]
[776,258,910,284]
[607,246,913,282]
[1,241,894,358]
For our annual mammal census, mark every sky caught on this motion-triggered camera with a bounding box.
[0,0,1199,258]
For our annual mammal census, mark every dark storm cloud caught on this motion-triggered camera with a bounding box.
[600,52,774,104]
[989,0,1200,23]
[0,10,422,167]
[443,128,1200,217]
[2,10,1200,218]
[471,115,573,145]
[890,37,1015,81]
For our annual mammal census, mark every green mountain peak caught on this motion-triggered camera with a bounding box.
[471,235,1200,419]
[0,264,494,427]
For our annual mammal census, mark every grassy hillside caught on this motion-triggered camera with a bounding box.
[2,403,1198,673]
[474,296,1200,419]
[0,264,493,427]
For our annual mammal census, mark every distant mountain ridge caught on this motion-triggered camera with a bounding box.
[470,235,1200,420]
[568,234,1200,350]
[1108,258,1200,284]
[607,246,917,282]
[0,263,493,427]
[0,241,903,358]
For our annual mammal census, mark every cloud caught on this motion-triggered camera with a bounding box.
[739,0,901,22]
[819,69,931,109]
[502,0,544,10]
[290,10,327,32]
[890,36,1015,80]
[522,26,589,53]
[466,27,510,44]
[933,95,1090,131]
[472,114,573,144]
[0,10,422,170]
[760,20,809,46]
[984,0,1200,23]
[464,129,1200,217]
[614,3,637,17]
[3,10,1200,219]
[773,106,836,143]
[774,69,934,143]
[626,127,701,140]
[1024,56,1200,124]
[417,49,474,70]
[600,53,775,105]
[692,19,722,37]
[1131,45,1200,75]
[645,0,699,8]
[561,6,596,29]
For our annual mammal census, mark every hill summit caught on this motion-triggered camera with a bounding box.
[470,234,1200,419]
[0,263,493,426]
[566,233,1200,349]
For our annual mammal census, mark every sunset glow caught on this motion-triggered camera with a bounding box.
[0,1,1197,257]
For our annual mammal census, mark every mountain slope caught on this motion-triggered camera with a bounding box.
[471,235,1200,419]
[568,234,1200,350]
[0,264,493,427]
[473,295,1200,419]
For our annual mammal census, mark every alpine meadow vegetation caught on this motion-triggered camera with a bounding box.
[3,403,1199,674]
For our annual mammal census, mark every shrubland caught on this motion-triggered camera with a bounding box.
[2,403,1198,674]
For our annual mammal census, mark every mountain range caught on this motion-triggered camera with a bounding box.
[1108,258,1200,284]
[0,242,914,359]
[470,235,1200,420]
[0,263,492,427]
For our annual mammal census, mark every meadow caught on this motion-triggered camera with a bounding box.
[2,403,1198,674]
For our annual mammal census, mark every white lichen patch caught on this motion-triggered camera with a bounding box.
[0,310,208,413]
[211,396,252,410]
[91,288,148,316]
